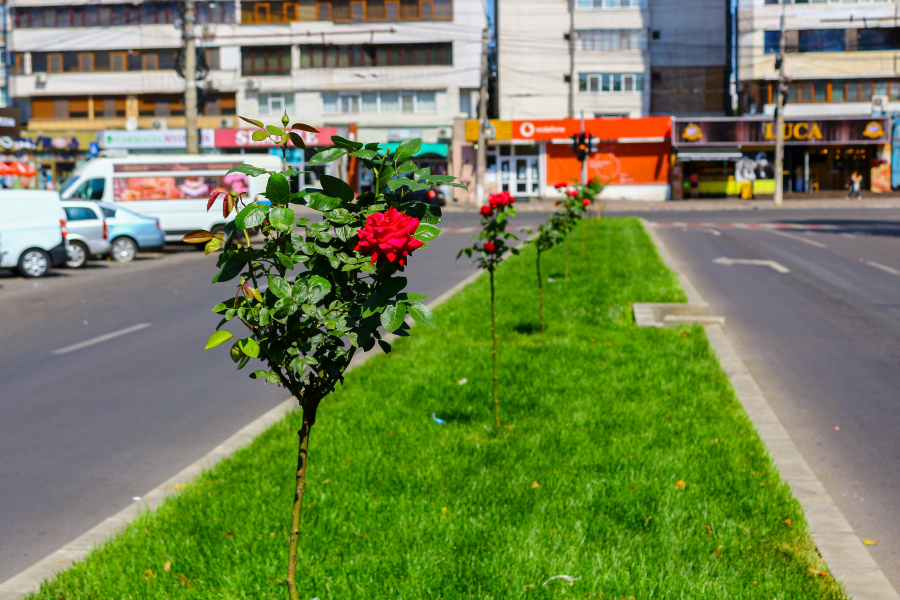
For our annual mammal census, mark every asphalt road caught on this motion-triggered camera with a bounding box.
[609,206,900,589]
[0,210,549,582]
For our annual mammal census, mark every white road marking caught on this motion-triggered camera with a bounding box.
[52,323,152,355]
[766,228,828,248]
[865,261,900,276]
[683,227,721,236]
[713,257,790,273]
[841,233,856,239]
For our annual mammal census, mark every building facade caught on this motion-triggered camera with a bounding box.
[7,0,485,187]
[731,0,899,194]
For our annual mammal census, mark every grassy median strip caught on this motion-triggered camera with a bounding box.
[31,218,844,599]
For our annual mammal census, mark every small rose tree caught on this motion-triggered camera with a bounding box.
[552,182,593,278]
[183,113,465,600]
[457,190,517,429]
[531,214,566,332]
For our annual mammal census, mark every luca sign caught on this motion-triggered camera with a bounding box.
[674,117,890,146]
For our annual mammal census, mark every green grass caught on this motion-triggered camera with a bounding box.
[32,218,844,599]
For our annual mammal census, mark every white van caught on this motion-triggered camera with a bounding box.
[0,190,69,277]
[59,154,282,242]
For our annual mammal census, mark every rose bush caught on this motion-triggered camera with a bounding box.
[458,191,518,429]
[182,112,465,600]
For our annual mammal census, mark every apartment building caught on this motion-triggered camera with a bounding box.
[7,0,485,186]
[682,0,899,196]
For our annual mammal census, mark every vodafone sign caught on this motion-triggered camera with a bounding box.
[214,127,338,148]
[511,117,671,141]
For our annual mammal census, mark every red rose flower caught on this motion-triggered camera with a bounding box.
[566,189,578,197]
[488,190,514,209]
[582,199,590,207]
[554,182,567,189]
[483,241,497,254]
[355,207,423,266]
[479,205,493,217]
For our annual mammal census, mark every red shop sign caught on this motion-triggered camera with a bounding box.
[215,127,339,148]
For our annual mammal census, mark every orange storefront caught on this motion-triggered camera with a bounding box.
[462,116,672,201]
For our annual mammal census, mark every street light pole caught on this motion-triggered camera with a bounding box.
[475,27,489,207]
[184,0,199,155]
[773,11,786,206]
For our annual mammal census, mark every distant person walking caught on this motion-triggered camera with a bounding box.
[847,171,863,201]
[689,172,699,199]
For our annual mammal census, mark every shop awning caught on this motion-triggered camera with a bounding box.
[380,142,449,158]
[677,151,743,162]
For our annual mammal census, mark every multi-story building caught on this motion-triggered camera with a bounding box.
[7,0,485,187]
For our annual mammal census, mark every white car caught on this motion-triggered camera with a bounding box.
[60,154,281,242]
[0,190,69,277]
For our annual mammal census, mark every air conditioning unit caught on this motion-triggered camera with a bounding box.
[245,79,259,91]
[151,118,168,130]
[35,73,47,84]
[218,116,234,129]
[873,95,888,113]
[437,127,453,140]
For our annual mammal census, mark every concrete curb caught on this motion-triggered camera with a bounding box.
[642,218,900,600]
[0,267,485,600]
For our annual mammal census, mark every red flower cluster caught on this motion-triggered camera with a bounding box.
[483,241,497,254]
[582,199,591,207]
[479,205,493,217]
[489,190,516,209]
[554,182,567,189]
[566,189,578,197]
[355,207,423,266]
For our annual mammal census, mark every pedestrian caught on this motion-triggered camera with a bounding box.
[846,170,862,201]
[689,171,699,199]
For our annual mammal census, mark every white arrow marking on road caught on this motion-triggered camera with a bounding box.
[52,323,152,355]
[713,257,790,273]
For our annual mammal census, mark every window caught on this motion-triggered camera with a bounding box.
[48,54,63,73]
[64,206,99,221]
[143,53,159,70]
[579,72,644,94]
[322,90,437,114]
[78,53,93,72]
[764,31,781,54]
[254,92,295,114]
[386,0,399,19]
[832,80,845,102]
[241,46,292,75]
[255,3,271,21]
[299,42,451,67]
[111,52,127,72]
[798,29,845,53]
[316,0,449,20]
[577,29,644,51]
[351,1,365,20]
[575,0,644,9]
[72,179,105,201]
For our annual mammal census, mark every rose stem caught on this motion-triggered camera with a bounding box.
[537,247,544,334]
[286,407,315,600]
[490,266,500,430]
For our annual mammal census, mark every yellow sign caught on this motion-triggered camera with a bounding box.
[464,119,512,142]
[764,122,823,141]
[863,121,885,139]
[682,123,703,142]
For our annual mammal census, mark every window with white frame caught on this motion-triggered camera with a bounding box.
[253,92,295,115]
[579,73,645,94]
[322,90,439,114]
[577,29,645,51]
[576,0,645,9]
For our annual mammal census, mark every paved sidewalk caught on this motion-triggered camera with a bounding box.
[443,197,900,213]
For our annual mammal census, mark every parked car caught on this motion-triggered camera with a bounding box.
[0,190,69,277]
[96,202,165,262]
[61,201,111,268]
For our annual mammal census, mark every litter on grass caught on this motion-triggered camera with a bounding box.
[457,378,468,385]
[542,575,579,587]
[431,413,447,425]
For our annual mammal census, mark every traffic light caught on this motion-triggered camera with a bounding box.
[571,132,588,162]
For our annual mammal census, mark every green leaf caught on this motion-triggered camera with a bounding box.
[267,275,291,299]
[305,193,342,212]
[268,207,295,232]
[266,371,281,383]
[334,225,355,242]
[402,293,427,301]
[331,135,363,151]
[350,149,378,160]
[292,279,309,303]
[407,301,436,328]
[310,147,347,165]
[324,208,352,224]
[378,276,407,299]
[378,339,392,354]
[412,223,440,242]
[421,174,456,184]
[240,116,265,129]
[214,257,244,283]
[307,275,332,304]
[448,182,469,190]
[239,337,260,358]
[226,164,268,177]
[205,330,234,349]
[235,203,267,230]
[362,292,385,317]
[250,369,267,379]
[394,138,422,164]
[387,178,409,192]
[251,130,269,142]
[381,302,407,333]
[265,125,284,137]
[396,160,417,174]
[320,175,354,203]
[258,306,270,326]
[266,173,291,205]
[413,167,431,181]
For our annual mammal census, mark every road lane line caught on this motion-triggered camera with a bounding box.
[51,323,152,355]
[766,228,828,248]
[865,261,900,276]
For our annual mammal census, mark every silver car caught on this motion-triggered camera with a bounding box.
[61,201,111,268]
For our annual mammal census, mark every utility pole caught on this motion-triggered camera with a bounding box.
[773,11,786,206]
[580,110,587,184]
[475,27,489,207]
[567,0,575,119]
[184,0,199,154]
